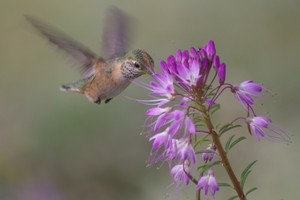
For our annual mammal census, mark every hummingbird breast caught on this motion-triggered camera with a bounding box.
[83,61,131,102]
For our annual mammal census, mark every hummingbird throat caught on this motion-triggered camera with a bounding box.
[120,61,142,80]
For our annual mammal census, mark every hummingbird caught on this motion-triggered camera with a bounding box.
[25,7,154,104]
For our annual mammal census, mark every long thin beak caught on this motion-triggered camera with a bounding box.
[145,65,155,76]
[146,70,154,76]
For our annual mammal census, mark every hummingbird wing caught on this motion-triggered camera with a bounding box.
[101,6,133,60]
[25,15,101,78]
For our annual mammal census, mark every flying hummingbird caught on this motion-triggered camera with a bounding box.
[25,7,154,104]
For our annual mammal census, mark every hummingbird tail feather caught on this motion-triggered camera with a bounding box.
[60,79,89,93]
[60,84,81,93]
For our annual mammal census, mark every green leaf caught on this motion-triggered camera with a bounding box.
[219,123,231,133]
[218,182,232,188]
[188,111,200,115]
[210,160,222,167]
[193,140,202,148]
[197,161,222,175]
[241,160,257,179]
[240,160,258,188]
[197,163,210,172]
[194,121,204,127]
[210,104,220,115]
[246,187,258,196]
[220,124,241,135]
[225,135,235,152]
[228,195,238,200]
[241,170,251,189]
[229,136,246,150]
[194,135,210,148]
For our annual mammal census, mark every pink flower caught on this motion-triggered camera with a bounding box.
[232,80,263,108]
[149,128,170,150]
[196,169,219,198]
[170,160,190,187]
[202,144,216,163]
[246,116,290,142]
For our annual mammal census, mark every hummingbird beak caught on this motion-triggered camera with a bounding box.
[146,70,154,76]
[141,59,155,76]
[145,65,155,76]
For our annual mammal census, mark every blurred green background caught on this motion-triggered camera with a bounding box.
[0,0,300,199]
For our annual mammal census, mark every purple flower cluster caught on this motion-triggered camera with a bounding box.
[136,40,289,198]
[136,40,222,197]
[230,81,289,142]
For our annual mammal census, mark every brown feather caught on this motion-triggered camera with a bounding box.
[25,15,103,78]
[101,6,133,60]
[83,60,130,102]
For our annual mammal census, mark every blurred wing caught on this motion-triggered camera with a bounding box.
[25,15,101,78]
[101,6,132,60]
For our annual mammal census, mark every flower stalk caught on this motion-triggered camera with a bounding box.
[202,110,246,200]
[195,99,246,199]
[196,189,201,200]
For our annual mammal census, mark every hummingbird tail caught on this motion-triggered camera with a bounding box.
[59,84,81,93]
[60,79,89,93]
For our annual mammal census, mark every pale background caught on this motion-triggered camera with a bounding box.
[0,0,299,199]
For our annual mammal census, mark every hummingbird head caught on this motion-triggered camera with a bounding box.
[121,49,154,80]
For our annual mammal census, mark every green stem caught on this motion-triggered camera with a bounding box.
[200,104,246,200]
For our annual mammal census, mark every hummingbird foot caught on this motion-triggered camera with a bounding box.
[94,97,101,104]
[105,98,113,104]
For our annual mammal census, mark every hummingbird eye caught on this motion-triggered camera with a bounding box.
[134,62,141,69]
